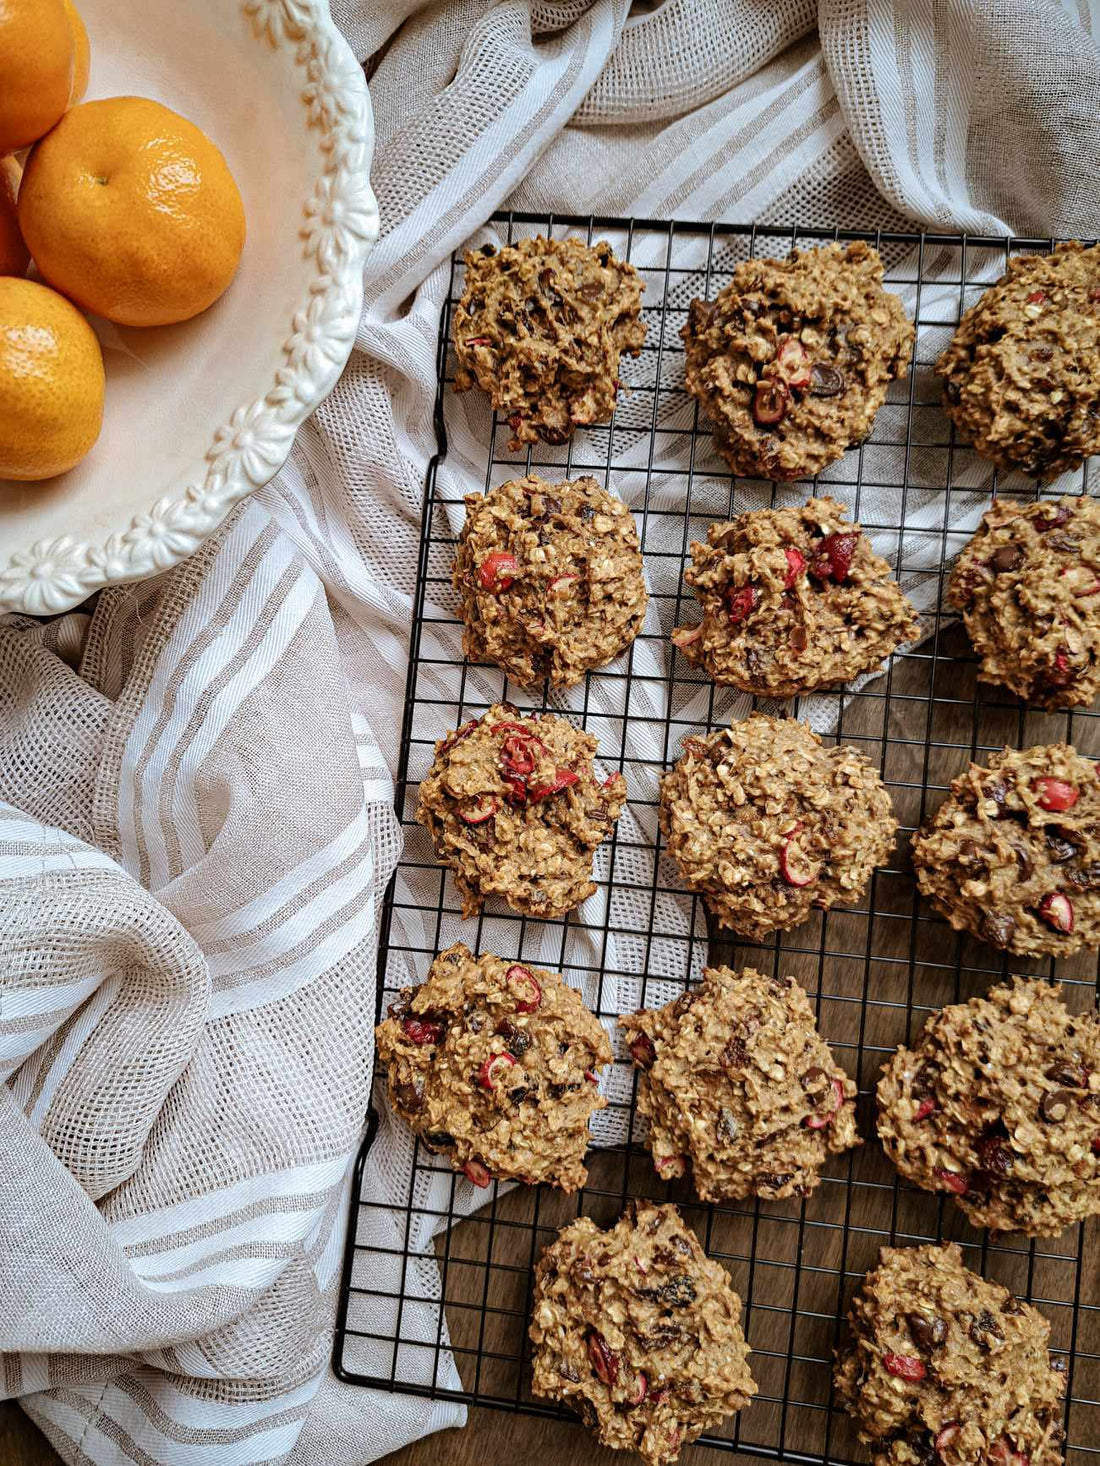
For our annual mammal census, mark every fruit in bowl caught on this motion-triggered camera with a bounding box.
[0,276,105,480]
[0,0,375,611]
[0,0,248,482]
[0,159,29,278]
[19,97,246,328]
[64,0,92,104]
[0,0,76,155]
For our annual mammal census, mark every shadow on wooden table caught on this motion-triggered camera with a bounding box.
[379,1406,761,1464]
[0,1401,62,1466]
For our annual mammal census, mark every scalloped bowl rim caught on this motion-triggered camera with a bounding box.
[0,0,378,616]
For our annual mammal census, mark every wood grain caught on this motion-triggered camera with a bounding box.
[378,1408,759,1465]
[0,1402,61,1466]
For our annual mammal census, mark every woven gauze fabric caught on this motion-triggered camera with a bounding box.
[2,2,1100,1465]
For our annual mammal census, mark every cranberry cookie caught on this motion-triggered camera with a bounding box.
[530,1201,756,1465]
[658,713,897,939]
[375,944,612,1191]
[948,495,1100,709]
[453,474,646,689]
[937,241,1100,477]
[620,966,859,1201]
[671,497,918,695]
[835,1243,1066,1466]
[416,704,626,919]
[681,241,913,481]
[877,978,1100,1236]
[911,742,1100,957]
[453,236,645,450]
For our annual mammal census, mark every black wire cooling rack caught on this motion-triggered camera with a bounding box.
[334,214,1100,1465]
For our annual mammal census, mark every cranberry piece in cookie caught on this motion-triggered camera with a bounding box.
[477,550,518,592]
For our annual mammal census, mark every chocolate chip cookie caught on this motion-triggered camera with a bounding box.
[937,241,1100,477]
[671,497,919,695]
[375,944,612,1191]
[835,1243,1067,1466]
[619,966,859,1201]
[416,704,626,919]
[910,742,1100,957]
[681,241,913,481]
[453,236,645,450]
[877,978,1100,1236]
[529,1201,756,1465]
[658,713,897,939]
[453,474,647,689]
[948,495,1100,709]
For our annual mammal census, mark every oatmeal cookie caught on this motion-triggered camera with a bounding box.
[681,241,913,481]
[375,944,612,1191]
[937,241,1100,477]
[453,473,647,689]
[877,978,1100,1236]
[671,497,918,695]
[529,1201,756,1465]
[658,713,896,939]
[619,966,859,1200]
[453,236,645,449]
[834,1242,1067,1466]
[416,704,626,919]
[948,495,1100,709]
[910,742,1100,957]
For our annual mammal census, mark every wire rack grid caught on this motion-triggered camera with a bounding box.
[333,213,1100,1466]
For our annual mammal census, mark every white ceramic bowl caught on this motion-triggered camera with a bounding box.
[0,0,377,614]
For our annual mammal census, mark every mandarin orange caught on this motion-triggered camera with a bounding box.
[0,276,105,481]
[0,0,74,156]
[0,158,29,278]
[19,96,246,328]
[64,0,91,104]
